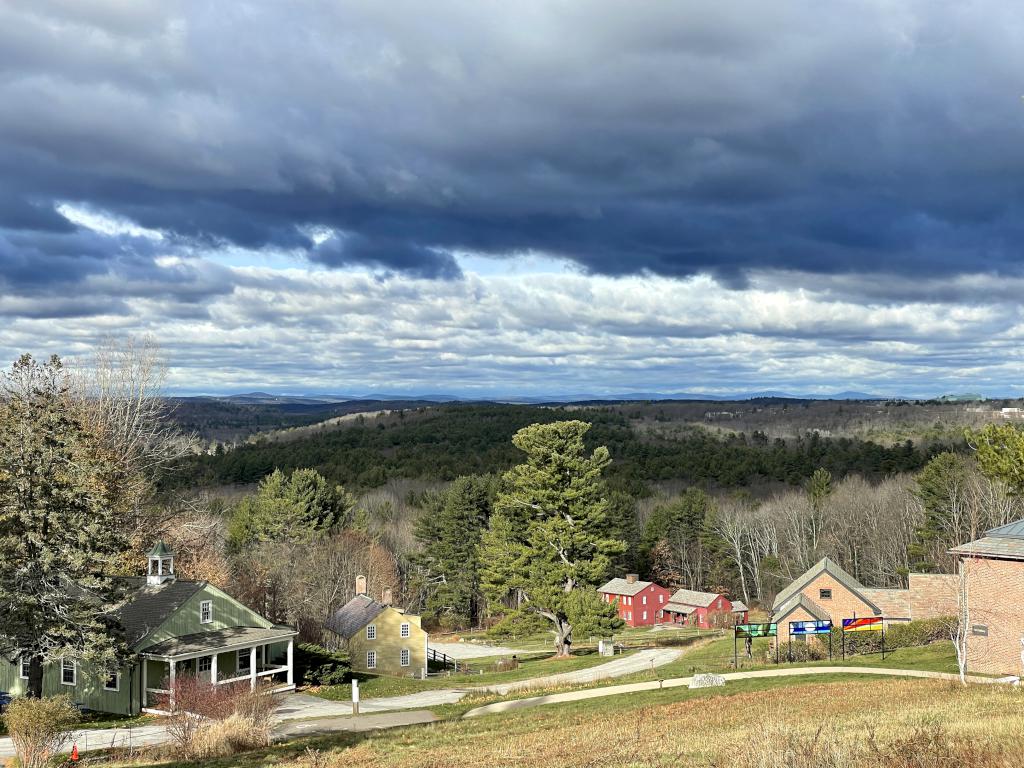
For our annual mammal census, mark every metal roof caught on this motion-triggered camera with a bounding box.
[986,519,1024,539]
[324,594,387,639]
[140,626,295,659]
[147,540,174,558]
[598,577,653,597]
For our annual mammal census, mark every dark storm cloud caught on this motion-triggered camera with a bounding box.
[3,0,1024,289]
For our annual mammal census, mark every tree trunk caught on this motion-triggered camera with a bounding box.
[28,655,44,698]
[553,619,573,657]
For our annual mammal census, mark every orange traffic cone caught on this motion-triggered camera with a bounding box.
[70,744,79,762]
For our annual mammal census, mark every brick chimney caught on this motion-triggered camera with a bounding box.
[382,587,393,606]
[625,573,639,584]
[356,574,367,596]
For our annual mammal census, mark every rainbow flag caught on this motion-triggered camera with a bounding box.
[842,616,883,632]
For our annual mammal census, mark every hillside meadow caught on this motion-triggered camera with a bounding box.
[115,676,1024,768]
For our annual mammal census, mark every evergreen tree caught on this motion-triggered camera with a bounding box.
[227,468,351,551]
[908,451,972,571]
[969,424,1024,496]
[412,474,495,628]
[479,421,624,655]
[0,355,131,697]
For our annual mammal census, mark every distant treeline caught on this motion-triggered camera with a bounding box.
[165,404,961,493]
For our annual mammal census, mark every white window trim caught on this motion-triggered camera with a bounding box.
[237,650,251,672]
[199,600,213,624]
[400,648,410,667]
[198,656,213,674]
[104,672,120,692]
[366,650,377,669]
[400,623,410,638]
[61,659,77,687]
[366,624,377,640]
[19,658,29,680]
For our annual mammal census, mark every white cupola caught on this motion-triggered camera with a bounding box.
[147,540,176,585]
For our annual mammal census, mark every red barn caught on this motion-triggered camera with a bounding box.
[597,574,672,627]
[663,588,743,629]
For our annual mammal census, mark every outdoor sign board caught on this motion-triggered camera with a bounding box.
[735,623,777,638]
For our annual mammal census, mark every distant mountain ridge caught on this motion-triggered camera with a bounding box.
[188,389,903,404]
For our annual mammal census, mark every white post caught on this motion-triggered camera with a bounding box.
[142,660,148,708]
[286,638,294,686]
[168,660,176,710]
[249,646,257,691]
[210,654,218,684]
[352,678,359,716]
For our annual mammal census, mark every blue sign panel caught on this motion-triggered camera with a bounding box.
[790,620,832,635]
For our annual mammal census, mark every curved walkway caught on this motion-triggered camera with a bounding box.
[482,648,683,695]
[462,666,1003,718]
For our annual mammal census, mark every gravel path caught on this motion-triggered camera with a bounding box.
[482,648,683,695]
[428,641,529,659]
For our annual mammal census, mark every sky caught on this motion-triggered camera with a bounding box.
[2,0,1024,398]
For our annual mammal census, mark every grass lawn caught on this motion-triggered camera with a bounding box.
[105,674,1024,768]
[310,648,637,701]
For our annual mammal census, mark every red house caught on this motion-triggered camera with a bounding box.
[663,588,747,628]
[597,574,672,627]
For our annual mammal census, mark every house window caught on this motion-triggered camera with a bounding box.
[819,589,832,600]
[659,594,664,603]
[198,656,213,674]
[366,625,377,640]
[971,625,989,637]
[61,659,76,686]
[401,623,410,638]
[366,651,376,669]
[19,658,29,680]
[642,595,647,605]
[104,672,120,692]
[200,600,213,624]
[642,611,648,621]
[400,648,410,667]
[237,650,251,672]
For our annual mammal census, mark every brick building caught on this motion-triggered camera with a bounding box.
[598,575,671,627]
[949,520,1024,676]
[771,558,886,642]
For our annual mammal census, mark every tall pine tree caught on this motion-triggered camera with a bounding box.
[480,421,624,655]
[0,355,131,697]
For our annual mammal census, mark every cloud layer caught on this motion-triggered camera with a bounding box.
[1,1,1023,394]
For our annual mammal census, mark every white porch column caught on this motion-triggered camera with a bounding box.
[142,659,148,708]
[168,660,176,710]
[210,653,218,684]
[249,646,257,691]
[286,638,294,686]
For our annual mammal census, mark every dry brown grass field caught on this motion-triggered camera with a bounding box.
[218,678,1024,768]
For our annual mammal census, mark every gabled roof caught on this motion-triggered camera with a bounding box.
[667,588,722,608]
[598,577,653,597]
[324,594,387,639]
[770,557,881,615]
[731,600,749,613]
[987,519,1024,539]
[117,577,206,647]
[772,592,831,622]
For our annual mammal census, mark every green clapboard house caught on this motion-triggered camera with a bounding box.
[0,542,296,715]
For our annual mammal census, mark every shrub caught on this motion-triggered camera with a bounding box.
[885,617,954,649]
[485,610,548,639]
[160,674,280,759]
[296,643,350,686]
[1,695,80,768]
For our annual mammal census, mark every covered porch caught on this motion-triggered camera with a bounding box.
[141,626,297,712]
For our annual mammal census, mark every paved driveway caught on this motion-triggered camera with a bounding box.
[428,641,528,660]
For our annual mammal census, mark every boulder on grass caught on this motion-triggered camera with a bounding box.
[688,673,726,689]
